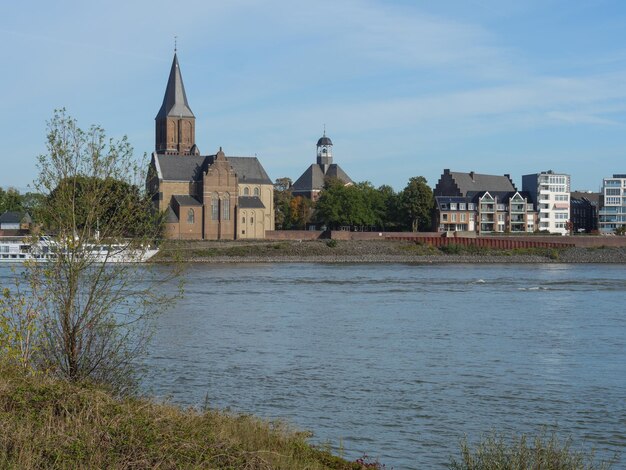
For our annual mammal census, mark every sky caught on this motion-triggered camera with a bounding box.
[1,0,626,193]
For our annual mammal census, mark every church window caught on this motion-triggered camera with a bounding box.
[223,193,230,220]
[254,187,260,196]
[244,187,250,196]
[187,208,195,224]
[211,193,219,220]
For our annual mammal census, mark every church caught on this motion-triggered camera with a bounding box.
[147,53,275,240]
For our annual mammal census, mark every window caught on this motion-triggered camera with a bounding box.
[606,188,621,196]
[244,187,250,196]
[211,193,219,220]
[555,194,569,201]
[498,213,505,221]
[254,187,260,196]
[450,203,457,210]
[250,217,254,224]
[242,216,246,224]
[468,203,475,210]
[460,213,466,222]
[223,193,230,220]
[459,203,466,210]
[187,208,195,224]
[442,214,448,221]
[451,213,456,222]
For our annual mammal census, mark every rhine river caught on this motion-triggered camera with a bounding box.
[137,263,625,469]
[2,263,623,468]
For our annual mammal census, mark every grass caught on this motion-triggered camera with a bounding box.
[0,363,368,469]
[449,431,615,470]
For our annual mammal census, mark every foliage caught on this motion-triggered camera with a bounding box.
[0,109,179,394]
[399,176,434,232]
[0,363,368,470]
[326,239,338,248]
[315,179,383,229]
[449,431,614,470]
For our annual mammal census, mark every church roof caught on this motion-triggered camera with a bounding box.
[0,211,31,224]
[165,206,179,223]
[292,163,352,193]
[227,157,272,184]
[292,164,326,192]
[153,153,272,184]
[156,53,195,120]
[238,196,266,209]
[172,195,202,206]
[317,135,333,146]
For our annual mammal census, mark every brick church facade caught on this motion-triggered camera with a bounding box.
[147,53,274,240]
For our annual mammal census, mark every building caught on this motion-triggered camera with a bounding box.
[291,131,353,200]
[433,169,536,234]
[147,53,274,240]
[598,174,626,234]
[522,171,570,235]
[0,211,32,231]
[570,191,599,233]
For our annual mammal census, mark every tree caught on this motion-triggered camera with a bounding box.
[9,109,178,393]
[0,187,24,213]
[273,177,294,229]
[400,176,434,232]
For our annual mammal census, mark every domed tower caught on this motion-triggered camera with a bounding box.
[316,129,333,173]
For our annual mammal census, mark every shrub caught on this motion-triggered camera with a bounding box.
[449,431,614,470]
[326,239,338,248]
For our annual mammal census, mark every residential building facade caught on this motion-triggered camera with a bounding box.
[147,53,274,240]
[433,169,536,234]
[598,174,626,233]
[570,191,599,233]
[522,171,570,235]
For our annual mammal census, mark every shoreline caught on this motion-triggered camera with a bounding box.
[152,240,626,264]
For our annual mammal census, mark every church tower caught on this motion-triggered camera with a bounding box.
[155,53,197,155]
[316,129,333,173]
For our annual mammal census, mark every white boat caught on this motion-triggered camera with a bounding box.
[0,236,158,263]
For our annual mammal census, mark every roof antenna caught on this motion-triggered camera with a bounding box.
[323,123,326,136]
[174,35,178,53]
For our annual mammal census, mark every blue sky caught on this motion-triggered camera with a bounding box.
[1,0,626,193]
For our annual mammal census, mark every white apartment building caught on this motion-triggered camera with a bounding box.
[522,171,570,235]
[598,174,626,233]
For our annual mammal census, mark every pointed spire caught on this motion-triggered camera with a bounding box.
[156,53,194,119]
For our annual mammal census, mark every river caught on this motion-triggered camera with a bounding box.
[138,263,625,469]
[1,262,624,468]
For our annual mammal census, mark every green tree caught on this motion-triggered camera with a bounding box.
[400,176,434,232]
[0,187,24,213]
[273,177,294,229]
[3,109,179,393]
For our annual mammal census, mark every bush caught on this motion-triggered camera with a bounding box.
[326,239,338,248]
[449,431,615,470]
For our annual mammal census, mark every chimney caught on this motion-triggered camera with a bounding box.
[470,171,475,182]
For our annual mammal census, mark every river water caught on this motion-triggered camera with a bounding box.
[138,263,625,469]
[1,263,624,468]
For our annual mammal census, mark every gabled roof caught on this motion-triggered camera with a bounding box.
[238,196,265,209]
[325,164,352,185]
[165,206,179,223]
[172,195,202,207]
[450,171,516,194]
[0,212,31,224]
[227,157,272,184]
[155,154,213,181]
[292,164,326,192]
[292,163,352,193]
[156,53,194,120]
[153,153,272,185]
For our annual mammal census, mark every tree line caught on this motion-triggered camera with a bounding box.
[274,175,434,232]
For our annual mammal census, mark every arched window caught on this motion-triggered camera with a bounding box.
[223,193,230,220]
[244,187,250,196]
[211,193,219,220]
[254,187,260,196]
[187,208,195,224]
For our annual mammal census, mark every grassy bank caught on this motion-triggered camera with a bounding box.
[153,239,626,263]
[0,364,365,469]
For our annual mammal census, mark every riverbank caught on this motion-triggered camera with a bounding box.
[0,363,365,469]
[153,239,626,264]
